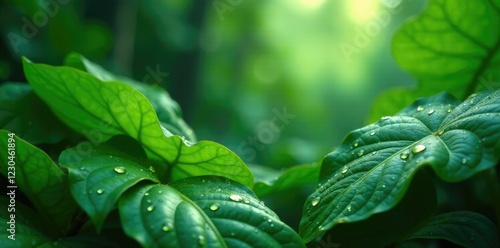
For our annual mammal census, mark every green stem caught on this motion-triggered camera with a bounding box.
[482,167,500,229]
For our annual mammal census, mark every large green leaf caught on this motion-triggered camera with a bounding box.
[300,90,500,242]
[0,82,77,144]
[0,130,77,236]
[119,176,305,248]
[408,211,500,248]
[60,145,160,231]
[63,53,196,142]
[22,58,253,187]
[370,0,500,121]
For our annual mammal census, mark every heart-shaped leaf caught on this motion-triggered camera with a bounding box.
[300,90,500,242]
[0,130,77,236]
[22,58,253,187]
[119,176,305,248]
[60,145,160,231]
[408,211,500,248]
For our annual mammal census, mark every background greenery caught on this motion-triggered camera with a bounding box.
[1,1,499,246]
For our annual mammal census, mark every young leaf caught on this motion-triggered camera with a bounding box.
[0,82,77,144]
[60,145,160,231]
[0,130,77,236]
[370,0,500,120]
[300,91,500,242]
[63,53,196,142]
[22,58,253,187]
[119,176,305,248]
[408,211,500,248]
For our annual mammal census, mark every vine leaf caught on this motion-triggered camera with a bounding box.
[408,211,500,248]
[119,176,305,248]
[0,130,77,236]
[300,90,500,242]
[22,58,253,187]
[370,0,500,121]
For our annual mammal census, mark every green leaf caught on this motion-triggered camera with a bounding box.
[252,163,320,198]
[120,176,305,248]
[307,171,437,248]
[371,0,500,123]
[22,58,254,187]
[0,82,77,144]
[0,130,77,236]
[0,196,52,247]
[409,211,500,248]
[300,91,500,242]
[393,0,500,98]
[63,53,196,142]
[60,144,160,231]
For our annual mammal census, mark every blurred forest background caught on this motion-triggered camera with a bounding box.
[0,0,428,167]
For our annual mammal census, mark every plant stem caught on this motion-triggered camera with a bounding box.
[482,167,500,229]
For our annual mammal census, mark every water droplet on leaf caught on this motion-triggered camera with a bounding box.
[357,150,364,156]
[229,194,243,202]
[400,151,410,160]
[209,203,220,211]
[417,106,424,112]
[341,166,349,174]
[147,205,155,212]
[311,197,320,206]
[427,109,435,115]
[114,166,126,174]
[370,131,376,136]
[412,145,426,154]
[97,189,105,195]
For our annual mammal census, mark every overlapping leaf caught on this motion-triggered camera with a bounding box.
[60,145,160,231]
[300,91,500,242]
[119,176,305,248]
[408,211,499,248]
[22,58,253,187]
[370,0,500,121]
[0,130,77,236]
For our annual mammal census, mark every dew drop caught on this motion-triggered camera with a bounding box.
[149,166,156,173]
[96,189,105,195]
[244,199,250,204]
[162,224,172,232]
[229,194,243,202]
[347,205,352,212]
[357,150,364,156]
[147,205,155,212]
[372,151,377,155]
[437,129,444,136]
[79,167,86,171]
[427,109,435,115]
[354,141,359,147]
[114,166,126,174]
[417,106,424,112]
[145,192,149,196]
[158,190,163,194]
[382,184,386,188]
[447,109,452,113]
[400,151,410,160]
[412,145,426,154]
[381,116,391,121]
[341,166,349,174]
[209,203,220,211]
[267,218,273,223]
[198,235,206,245]
[462,158,467,164]
[311,197,320,206]
[370,131,376,136]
